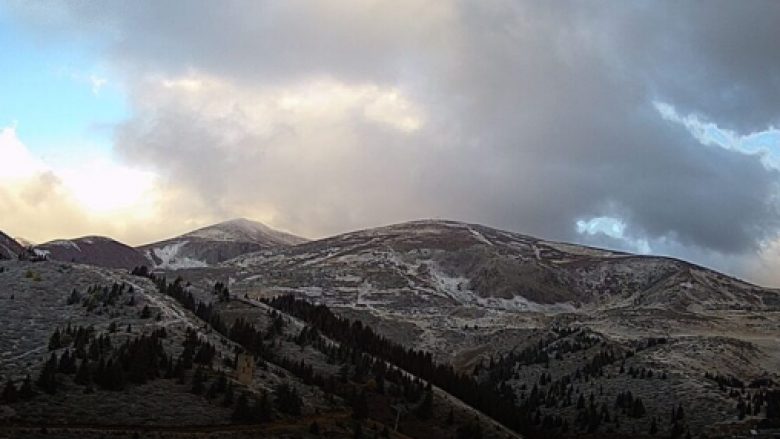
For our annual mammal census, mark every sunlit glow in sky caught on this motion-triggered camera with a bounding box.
[2,1,780,286]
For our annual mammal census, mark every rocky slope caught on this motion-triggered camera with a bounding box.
[34,236,149,270]
[138,218,307,269]
[0,258,519,439]
[208,219,780,436]
[0,230,23,260]
[4,219,779,437]
[227,219,776,312]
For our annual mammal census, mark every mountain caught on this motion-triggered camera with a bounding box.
[227,219,775,313]
[207,219,780,436]
[3,219,780,438]
[34,236,149,270]
[0,230,23,259]
[138,218,307,269]
[0,256,519,439]
[14,237,35,248]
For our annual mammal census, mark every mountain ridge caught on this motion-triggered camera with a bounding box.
[226,218,775,312]
[139,218,308,269]
[0,229,23,259]
[2,219,779,437]
[34,235,149,270]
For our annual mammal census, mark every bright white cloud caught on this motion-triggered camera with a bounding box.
[0,126,47,179]
[146,74,424,135]
[57,159,156,213]
[0,125,162,242]
[90,74,108,94]
[6,1,780,286]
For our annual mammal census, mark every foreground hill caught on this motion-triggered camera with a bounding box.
[0,230,23,259]
[206,219,780,437]
[0,259,520,439]
[138,218,307,269]
[34,236,149,270]
[3,219,779,437]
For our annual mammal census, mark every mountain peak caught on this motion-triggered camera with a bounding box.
[184,218,305,245]
[219,217,261,226]
[34,235,148,269]
[139,218,307,269]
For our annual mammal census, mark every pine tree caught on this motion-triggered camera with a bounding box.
[258,390,273,423]
[416,389,433,420]
[353,390,369,420]
[671,422,685,439]
[19,375,34,400]
[48,329,62,351]
[191,367,205,395]
[2,379,19,403]
[274,382,302,416]
[233,393,253,423]
[206,381,219,400]
[175,358,187,384]
[676,404,685,421]
[105,360,126,391]
[75,359,91,385]
[37,353,58,394]
[58,349,77,374]
[216,373,228,393]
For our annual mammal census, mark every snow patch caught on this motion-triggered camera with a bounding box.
[47,240,81,251]
[468,227,493,246]
[150,241,209,269]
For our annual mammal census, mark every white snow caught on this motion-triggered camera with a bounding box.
[149,241,209,269]
[467,227,494,246]
[428,265,473,303]
[46,240,81,251]
[184,218,306,245]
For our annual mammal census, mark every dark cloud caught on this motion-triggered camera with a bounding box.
[600,1,780,132]
[9,1,780,283]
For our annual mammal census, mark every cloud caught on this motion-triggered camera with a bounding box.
[89,74,107,95]
[6,1,780,284]
[0,126,185,245]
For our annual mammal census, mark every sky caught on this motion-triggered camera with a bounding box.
[1,1,780,286]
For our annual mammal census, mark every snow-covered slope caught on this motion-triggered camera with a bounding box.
[138,218,307,269]
[34,236,149,270]
[217,219,780,398]
[0,230,23,260]
[227,219,776,313]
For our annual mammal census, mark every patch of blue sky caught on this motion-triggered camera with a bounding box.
[654,101,780,170]
[577,102,780,256]
[0,5,128,166]
[576,216,652,254]
[576,216,625,239]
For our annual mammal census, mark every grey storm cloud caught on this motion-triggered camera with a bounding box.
[10,1,780,281]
